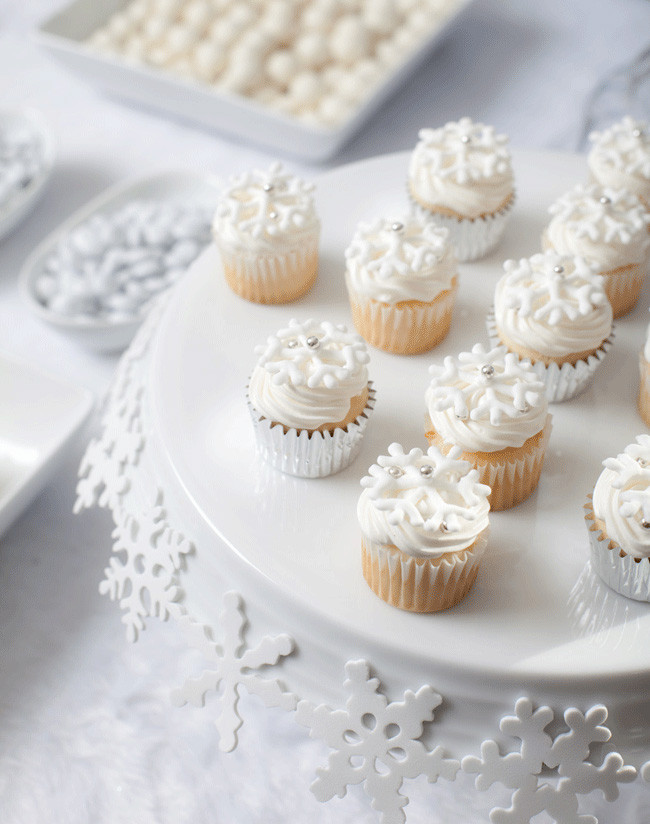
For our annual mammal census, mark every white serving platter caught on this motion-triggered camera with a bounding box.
[0,353,94,539]
[0,108,55,243]
[35,0,474,162]
[19,170,219,353]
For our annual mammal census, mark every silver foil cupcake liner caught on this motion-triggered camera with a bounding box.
[486,311,614,403]
[247,383,375,478]
[584,496,650,602]
[409,189,515,262]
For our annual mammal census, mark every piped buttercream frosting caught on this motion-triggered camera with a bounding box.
[588,117,650,202]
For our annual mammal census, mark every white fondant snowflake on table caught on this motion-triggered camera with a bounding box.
[171,591,296,753]
[500,253,607,325]
[589,117,650,178]
[256,318,369,388]
[462,697,636,824]
[416,117,511,183]
[360,443,489,534]
[548,184,650,244]
[99,490,193,642]
[428,344,545,425]
[295,659,459,824]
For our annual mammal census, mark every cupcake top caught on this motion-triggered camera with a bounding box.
[494,252,613,358]
[408,117,514,218]
[544,183,650,269]
[588,117,650,203]
[425,343,548,453]
[212,162,319,253]
[358,442,490,558]
[344,217,456,304]
[248,318,370,430]
[593,434,650,559]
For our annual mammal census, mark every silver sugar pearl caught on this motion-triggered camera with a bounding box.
[642,519,650,530]
[286,339,299,348]
[637,457,649,468]
[306,335,320,349]
[387,465,404,479]
[632,127,643,138]
[440,521,448,532]
[599,196,611,205]
[553,265,564,274]
[391,221,404,232]
[481,364,495,378]
[263,182,274,192]
[460,134,471,144]
[419,464,433,478]
[269,210,278,219]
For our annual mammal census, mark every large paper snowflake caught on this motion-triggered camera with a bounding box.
[462,697,636,824]
[295,659,459,824]
[171,591,296,752]
[99,491,193,642]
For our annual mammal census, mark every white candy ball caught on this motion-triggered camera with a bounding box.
[107,12,133,41]
[141,17,169,43]
[193,40,226,77]
[330,15,373,65]
[300,0,339,32]
[266,49,298,86]
[165,24,198,55]
[362,0,401,35]
[206,18,239,47]
[293,32,329,69]
[317,94,354,125]
[226,4,256,34]
[288,71,324,106]
[125,0,150,25]
[181,0,213,30]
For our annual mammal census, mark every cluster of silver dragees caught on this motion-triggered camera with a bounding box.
[0,120,47,211]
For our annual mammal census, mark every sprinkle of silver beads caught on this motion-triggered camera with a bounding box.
[599,196,611,205]
[286,339,299,349]
[553,265,564,274]
[460,134,471,144]
[269,210,278,219]
[481,363,495,378]
[263,183,274,192]
[391,221,404,232]
[632,127,643,138]
[419,464,433,478]
[306,335,320,349]
[387,465,404,479]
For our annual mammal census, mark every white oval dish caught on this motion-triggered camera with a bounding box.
[0,108,55,243]
[19,170,219,353]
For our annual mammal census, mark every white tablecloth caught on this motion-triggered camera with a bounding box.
[1,2,649,822]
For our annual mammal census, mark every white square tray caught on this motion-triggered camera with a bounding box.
[35,0,474,162]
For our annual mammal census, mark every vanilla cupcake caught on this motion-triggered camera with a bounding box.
[638,319,650,426]
[247,319,375,477]
[488,252,614,402]
[588,117,650,210]
[425,344,551,510]
[585,434,650,601]
[408,118,515,262]
[213,163,320,304]
[344,216,458,354]
[358,442,490,612]
[542,183,650,318]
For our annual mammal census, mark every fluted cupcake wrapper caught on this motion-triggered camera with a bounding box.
[345,277,457,354]
[638,352,650,426]
[361,532,488,613]
[247,384,375,478]
[486,310,614,403]
[409,189,515,262]
[218,236,319,304]
[584,496,650,602]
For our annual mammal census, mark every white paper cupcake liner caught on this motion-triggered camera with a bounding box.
[486,311,614,403]
[247,383,375,478]
[409,190,515,262]
[361,532,488,613]
[584,497,650,602]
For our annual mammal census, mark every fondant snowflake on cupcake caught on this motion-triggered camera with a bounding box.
[588,116,650,209]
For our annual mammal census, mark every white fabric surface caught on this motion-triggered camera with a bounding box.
[1,2,649,822]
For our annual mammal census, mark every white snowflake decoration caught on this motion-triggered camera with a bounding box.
[255,318,369,389]
[462,697,636,824]
[589,117,650,178]
[360,443,490,534]
[99,490,193,642]
[602,434,650,525]
[500,253,607,325]
[295,659,459,824]
[416,117,511,184]
[428,343,545,425]
[548,183,650,244]
[171,591,296,752]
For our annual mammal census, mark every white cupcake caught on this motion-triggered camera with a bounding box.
[542,183,650,318]
[344,216,458,354]
[588,117,650,210]
[585,434,650,602]
[408,118,515,262]
[358,442,490,612]
[247,319,375,477]
[488,252,614,402]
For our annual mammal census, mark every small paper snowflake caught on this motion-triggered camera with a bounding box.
[295,659,459,824]
[99,491,193,642]
[428,343,545,425]
[171,591,296,752]
[255,318,369,389]
[462,697,636,824]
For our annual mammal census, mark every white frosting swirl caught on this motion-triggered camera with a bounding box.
[494,252,613,358]
[357,442,490,558]
[593,434,650,559]
[544,183,650,269]
[588,117,650,202]
[212,162,320,254]
[344,217,456,303]
[426,344,548,453]
[249,319,369,430]
[408,118,514,218]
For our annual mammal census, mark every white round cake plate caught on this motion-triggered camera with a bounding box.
[78,149,650,824]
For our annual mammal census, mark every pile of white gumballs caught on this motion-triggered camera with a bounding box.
[0,121,47,212]
[87,0,459,127]
[33,199,214,324]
